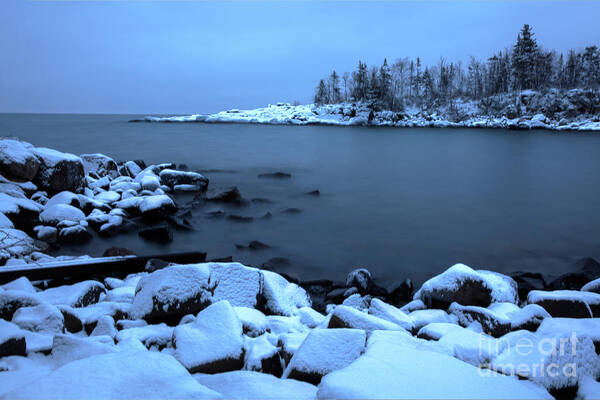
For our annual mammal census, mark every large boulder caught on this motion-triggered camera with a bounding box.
[210,263,263,308]
[80,153,119,178]
[32,147,85,193]
[0,290,42,320]
[139,195,177,221]
[0,228,39,259]
[173,300,244,373]
[261,270,311,316]
[0,319,27,357]
[582,277,600,294]
[129,264,213,323]
[159,169,208,191]
[3,350,222,399]
[0,193,42,231]
[329,305,405,332]
[414,264,519,309]
[527,290,600,318]
[283,328,366,385]
[12,303,65,333]
[38,280,106,308]
[39,204,86,226]
[0,139,40,181]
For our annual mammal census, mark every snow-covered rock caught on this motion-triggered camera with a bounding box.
[0,212,14,229]
[139,194,177,220]
[234,306,268,337]
[32,147,85,193]
[129,264,213,323]
[368,298,415,332]
[0,139,40,181]
[582,277,600,294]
[3,350,222,400]
[210,263,263,308]
[527,290,600,318]
[345,268,372,294]
[0,193,42,230]
[414,263,519,308]
[283,328,366,384]
[12,303,64,333]
[409,309,458,331]
[196,371,316,400]
[329,305,404,332]
[116,323,174,349]
[242,334,281,375]
[261,270,311,316]
[0,228,38,258]
[80,153,119,178]
[173,300,244,373]
[50,334,116,367]
[37,280,105,308]
[0,319,27,357]
[159,169,208,191]
[39,204,85,226]
[1,277,36,294]
[90,315,117,338]
[0,290,41,320]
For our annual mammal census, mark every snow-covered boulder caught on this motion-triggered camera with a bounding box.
[0,193,42,230]
[536,318,600,346]
[58,224,92,244]
[317,331,552,399]
[173,300,244,373]
[582,277,600,294]
[414,263,519,308]
[115,323,174,350]
[368,298,415,332]
[0,290,41,320]
[329,305,404,332]
[261,270,311,316]
[196,371,316,400]
[0,212,14,229]
[527,290,600,318]
[449,302,511,337]
[417,322,465,340]
[123,161,142,177]
[95,190,121,204]
[37,280,105,308]
[0,319,27,357]
[80,153,119,178]
[32,147,85,193]
[12,303,64,333]
[409,309,458,331]
[44,191,81,209]
[243,334,281,375]
[234,306,268,337]
[39,204,85,226]
[0,228,38,259]
[3,350,222,400]
[33,225,57,243]
[50,334,116,367]
[139,194,177,220]
[129,264,213,323]
[283,328,366,384]
[1,277,37,294]
[159,169,208,191]
[0,139,40,181]
[345,268,372,294]
[90,315,117,338]
[210,263,263,308]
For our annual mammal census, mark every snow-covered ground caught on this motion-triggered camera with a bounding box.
[136,90,600,132]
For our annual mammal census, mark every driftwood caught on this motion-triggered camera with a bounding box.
[0,251,207,284]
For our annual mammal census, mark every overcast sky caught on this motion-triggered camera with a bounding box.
[1,0,599,114]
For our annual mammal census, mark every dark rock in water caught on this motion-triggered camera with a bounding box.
[346,268,372,294]
[139,195,177,221]
[304,190,320,197]
[262,257,291,269]
[389,279,414,306]
[33,148,85,194]
[251,198,273,204]
[510,271,546,300]
[282,208,302,214]
[204,208,225,219]
[145,258,171,273]
[166,215,193,230]
[58,225,92,244]
[159,169,208,191]
[205,187,242,203]
[258,172,292,179]
[227,215,253,223]
[178,164,189,171]
[325,287,347,305]
[368,282,389,299]
[549,257,600,290]
[259,211,272,219]
[300,280,334,313]
[0,139,40,181]
[139,225,173,243]
[236,240,270,251]
[103,247,137,257]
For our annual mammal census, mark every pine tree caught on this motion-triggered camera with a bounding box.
[314,79,329,105]
[328,70,342,103]
[378,58,392,108]
[512,24,539,90]
[581,46,600,90]
[352,61,369,101]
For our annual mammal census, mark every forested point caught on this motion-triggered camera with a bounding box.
[314,24,600,114]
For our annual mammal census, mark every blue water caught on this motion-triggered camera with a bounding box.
[2,113,600,286]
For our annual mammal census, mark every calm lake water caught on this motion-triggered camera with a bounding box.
[2,113,600,286]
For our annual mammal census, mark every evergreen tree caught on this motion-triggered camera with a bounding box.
[581,46,600,90]
[314,79,328,105]
[328,70,342,103]
[352,61,369,101]
[512,24,539,90]
[378,58,392,107]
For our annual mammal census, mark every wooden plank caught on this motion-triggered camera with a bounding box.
[0,251,207,284]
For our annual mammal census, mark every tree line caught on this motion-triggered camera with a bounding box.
[314,24,600,111]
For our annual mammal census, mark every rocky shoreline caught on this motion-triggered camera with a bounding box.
[131,89,600,132]
[1,138,600,399]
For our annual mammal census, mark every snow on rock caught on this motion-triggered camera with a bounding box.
[94,190,121,204]
[139,194,177,220]
[159,169,208,191]
[129,264,213,323]
[0,212,14,229]
[417,322,465,340]
[124,161,142,177]
[317,331,552,400]
[368,298,415,332]
[267,315,308,335]
[104,285,135,303]
[436,328,502,367]
[32,147,85,193]
[283,328,366,385]
[12,303,64,333]
[536,317,600,344]
[487,302,550,331]
[329,305,404,332]
[0,139,40,181]
[278,332,309,365]
[0,228,38,258]
[345,268,372,294]
[489,331,600,394]
[0,290,42,320]
[449,302,511,337]
[527,290,600,318]
[50,334,116,367]
[34,225,57,243]
[261,270,311,316]
[44,191,81,209]
[135,169,162,192]
[409,309,458,331]
[90,315,117,339]
[234,306,268,337]
[242,334,282,376]
[195,370,316,400]
[39,204,85,226]
[578,376,600,400]
[414,263,518,308]
[80,153,119,178]
[58,223,92,244]
[116,323,174,350]
[3,350,222,400]
[341,293,370,311]
[1,277,36,294]
[210,263,263,308]
[582,277,600,294]
[0,193,42,230]
[0,319,27,357]
[297,306,326,328]
[173,300,244,373]
[400,299,426,313]
[38,280,105,308]
[72,301,130,334]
